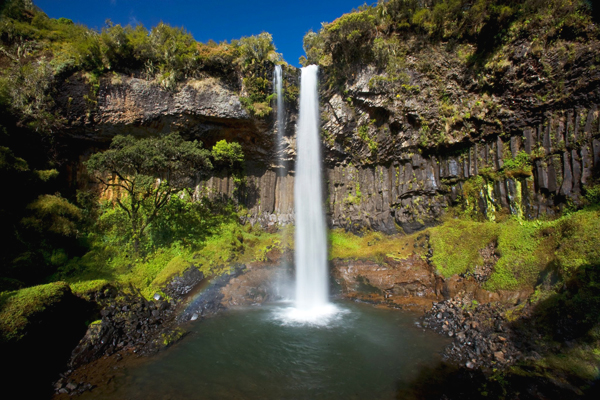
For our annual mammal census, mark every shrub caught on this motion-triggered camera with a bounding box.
[503,150,533,178]
[21,194,82,237]
[236,32,280,71]
[211,140,244,167]
[240,76,273,117]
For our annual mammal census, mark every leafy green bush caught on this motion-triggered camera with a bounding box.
[236,32,281,71]
[0,0,35,21]
[211,140,244,167]
[21,194,82,237]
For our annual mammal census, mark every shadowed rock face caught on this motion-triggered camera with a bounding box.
[1,285,93,399]
[57,74,249,134]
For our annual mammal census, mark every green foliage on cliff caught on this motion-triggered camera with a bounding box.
[240,76,274,117]
[357,124,378,155]
[502,151,533,178]
[236,32,281,71]
[304,0,597,66]
[428,208,600,291]
[0,3,281,82]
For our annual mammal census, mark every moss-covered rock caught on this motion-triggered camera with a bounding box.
[0,281,73,342]
[0,280,93,398]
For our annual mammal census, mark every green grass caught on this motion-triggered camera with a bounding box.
[485,220,544,291]
[53,220,290,300]
[427,209,600,291]
[552,210,600,275]
[329,229,414,262]
[0,281,71,342]
[328,208,600,293]
[429,219,499,277]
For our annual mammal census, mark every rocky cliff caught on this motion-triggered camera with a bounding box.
[59,68,600,234]
[56,4,600,234]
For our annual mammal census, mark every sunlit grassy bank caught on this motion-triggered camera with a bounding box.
[330,208,600,292]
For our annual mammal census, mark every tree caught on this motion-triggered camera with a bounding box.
[85,133,211,252]
[211,139,244,167]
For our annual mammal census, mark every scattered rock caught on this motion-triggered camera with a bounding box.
[422,293,522,370]
[494,351,506,362]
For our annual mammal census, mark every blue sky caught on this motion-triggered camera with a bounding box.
[34,0,368,66]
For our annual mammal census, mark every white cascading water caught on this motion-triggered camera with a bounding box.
[287,65,336,323]
[272,65,293,300]
[273,65,285,145]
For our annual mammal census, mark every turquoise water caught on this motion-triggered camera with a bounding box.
[83,301,449,400]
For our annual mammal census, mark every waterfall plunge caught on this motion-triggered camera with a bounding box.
[287,65,336,323]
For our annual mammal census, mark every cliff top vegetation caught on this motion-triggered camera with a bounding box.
[303,0,599,70]
[0,0,285,128]
[308,0,600,162]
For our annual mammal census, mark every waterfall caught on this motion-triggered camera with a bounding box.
[273,65,285,148]
[294,65,330,314]
[273,65,289,215]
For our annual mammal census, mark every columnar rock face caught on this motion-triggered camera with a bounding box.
[194,104,599,233]
[61,68,599,233]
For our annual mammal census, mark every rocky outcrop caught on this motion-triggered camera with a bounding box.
[220,258,293,307]
[68,286,176,369]
[57,73,252,139]
[330,251,532,312]
[0,283,93,399]
[332,255,442,312]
